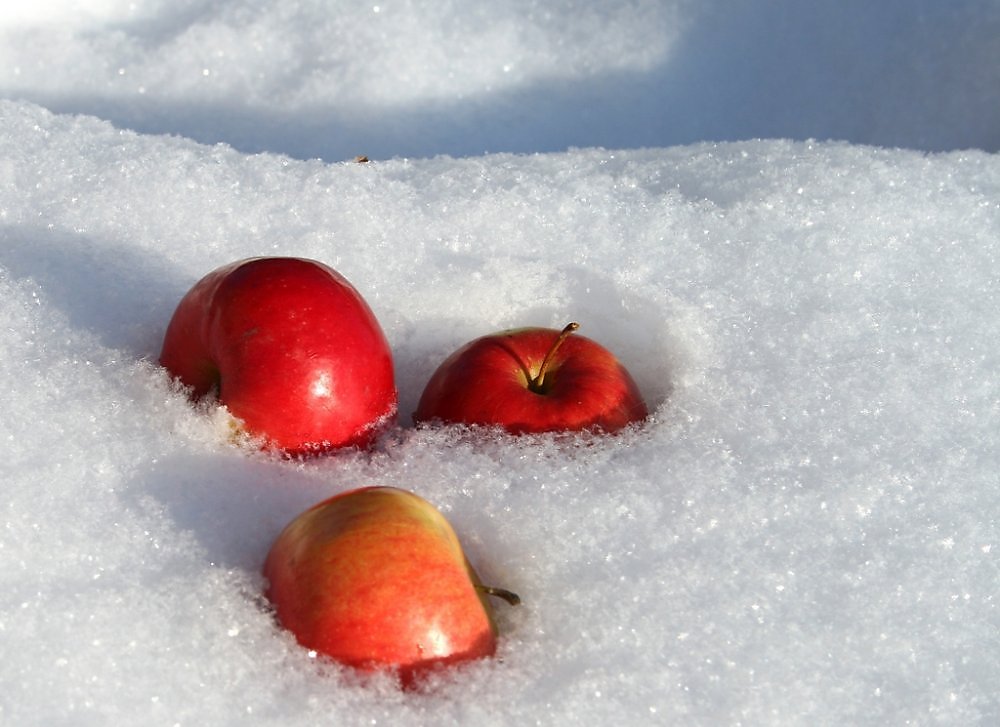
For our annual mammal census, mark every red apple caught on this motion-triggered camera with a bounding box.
[263,486,518,684]
[413,323,647,434]
[159,257,397,455]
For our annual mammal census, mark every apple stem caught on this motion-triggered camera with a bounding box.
[477,585,522,606]
[528,322,580,393]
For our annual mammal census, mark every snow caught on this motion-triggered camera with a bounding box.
[1,1,999,725]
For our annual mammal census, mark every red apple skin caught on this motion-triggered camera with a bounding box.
[413,326,648,434]
[159,257,397,455]
[263,486,499,684]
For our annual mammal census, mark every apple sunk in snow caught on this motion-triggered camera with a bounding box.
[414,322,648,434]
[263,486,519,685]
[159,257,397,455]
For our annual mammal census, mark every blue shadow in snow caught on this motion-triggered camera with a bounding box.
[0,225,188,357]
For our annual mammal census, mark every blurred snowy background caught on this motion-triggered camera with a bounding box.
[2,0,999,158]
[1,1,999,725]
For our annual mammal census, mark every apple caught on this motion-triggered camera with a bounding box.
[263,486,519,684]
[413,322,648,434]
[159,257,397,455]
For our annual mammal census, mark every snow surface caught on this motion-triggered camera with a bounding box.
[2,1,1000,725]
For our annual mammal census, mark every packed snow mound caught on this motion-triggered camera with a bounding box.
[1,99,999,724]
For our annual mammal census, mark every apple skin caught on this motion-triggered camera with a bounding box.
[159,257,397,455]
[413,326,648,434]
[263,486,500,684]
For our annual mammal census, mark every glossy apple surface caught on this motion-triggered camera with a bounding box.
[263,486,504,683]
[159,257,397,454]
[413,323,648,434]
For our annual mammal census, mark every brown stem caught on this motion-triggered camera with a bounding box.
[477,584,522,606]
[528,322,580,393]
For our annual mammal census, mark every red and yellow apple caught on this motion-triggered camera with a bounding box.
[263,486,518,684]
[413,323,648,434]
[159,257,397,455]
